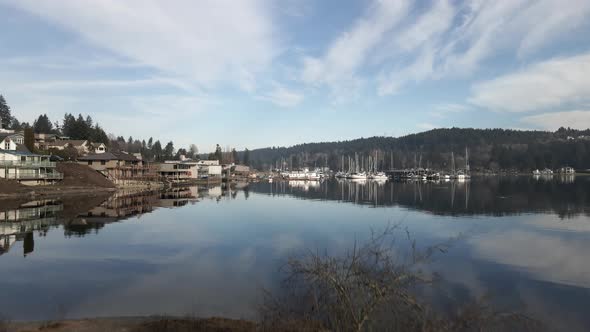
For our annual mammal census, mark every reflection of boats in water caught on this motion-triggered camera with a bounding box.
[288,180,321,191]
[347,172,367,179]
[368,172,389,180]
[252,177,590,218]
[282,168,321,181]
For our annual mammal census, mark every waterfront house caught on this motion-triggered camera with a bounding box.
[0,133,25,150]
[77,151,157,184]
[34,133,72,149]
[0,141,63,185]
[196,160,222,180]
[558,166,575,174]
[158,159,199,183]
[44,139,91,155]
[91,142,107,154]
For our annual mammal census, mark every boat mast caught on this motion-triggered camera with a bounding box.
[465,147,470,173]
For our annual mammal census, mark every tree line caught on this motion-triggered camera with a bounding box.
[1,93,254,164]
[246,128,590,172]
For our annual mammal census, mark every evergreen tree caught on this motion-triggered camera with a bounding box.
[33,114,54,133]
[232,148,239,164]
[92,124,109,145]
[0,94,12,128]
[175,148,188,160]
[243,148,250,166]
[214,144,222,162]
[152,140,163,161]
[164,141,175,160]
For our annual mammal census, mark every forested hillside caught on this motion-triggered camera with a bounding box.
[248,128,590,172]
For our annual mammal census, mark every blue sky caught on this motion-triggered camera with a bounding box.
[1,0,590,152]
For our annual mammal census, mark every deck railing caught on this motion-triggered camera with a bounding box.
[0,160,57,168]
[1,172,63,180]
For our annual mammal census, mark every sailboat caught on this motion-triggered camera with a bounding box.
[464,147,471,179]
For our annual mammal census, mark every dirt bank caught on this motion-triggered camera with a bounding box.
[55,163,115,188]
[0,163,116,200]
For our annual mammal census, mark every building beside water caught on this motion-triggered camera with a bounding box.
[0,132,63,185]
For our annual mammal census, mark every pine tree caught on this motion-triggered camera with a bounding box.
[164,141,175,160]
[33,114,54,133]
[243,148,250,166]
[0,94,12,128]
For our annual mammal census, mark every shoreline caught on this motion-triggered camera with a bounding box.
[0,185,117,200]
[3,316,258,332]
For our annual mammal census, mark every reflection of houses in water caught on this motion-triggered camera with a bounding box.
[194,185,223,201]
[0,200,63,256]
[67,190,161,237]
[84,190,160,219]
[159,187,198,207]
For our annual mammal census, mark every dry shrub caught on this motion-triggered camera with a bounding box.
[259,224,544,332]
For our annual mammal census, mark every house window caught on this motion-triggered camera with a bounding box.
[88,161,92,165]
[4,142,9,150]
[101,160,106,165]
[21,156,26,162]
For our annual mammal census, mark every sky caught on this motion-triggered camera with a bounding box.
[1,0,590,152]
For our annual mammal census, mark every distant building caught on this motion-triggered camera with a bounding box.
[77,151,157,184]
[0,137,62,185]
[34,133,71,149]
[91,142,107,154]
[558,166,575,174]
[158,159,199,182]
[44,139,91,155]
[0,133,25,150]
[196,160,222,179]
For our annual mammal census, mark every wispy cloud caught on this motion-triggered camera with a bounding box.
[522,110,590,130]
[469,53,590,112]
[300,0,410,100]
[4,0,279,91]
[429,103,470,119]
[416,122,440,131]
[258,85,304,108]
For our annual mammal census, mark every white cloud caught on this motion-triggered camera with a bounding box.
[522,110,590,130]
[4,0,279,91]
[429,103,470,118]
[301,0,410,99]
[258,86,304,108]
[375,0,455,95]
[416,123,439,130]
[374,0,590,95]
[469,53,590,112]
[471,230,590,288]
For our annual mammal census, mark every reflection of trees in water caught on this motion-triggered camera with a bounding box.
[261,225,543,332]
[251,178,590,218]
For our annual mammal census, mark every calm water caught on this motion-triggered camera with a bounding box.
[1,176,590,330]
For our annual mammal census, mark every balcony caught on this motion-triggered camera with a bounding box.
[2,172,63,180]
[0,160,57,168]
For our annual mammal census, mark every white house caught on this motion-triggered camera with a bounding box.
[0,133,25,151]
[0,138,62,185]
[92,143,107,154]
[158,160,199,182]
[196,160,222,179]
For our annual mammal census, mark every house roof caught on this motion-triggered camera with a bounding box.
[0,133,24,141]
[0,144,41,157]
[78,151,140,162]
[46,140,88,147]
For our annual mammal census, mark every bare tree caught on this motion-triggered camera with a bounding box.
[259,224,542,332]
